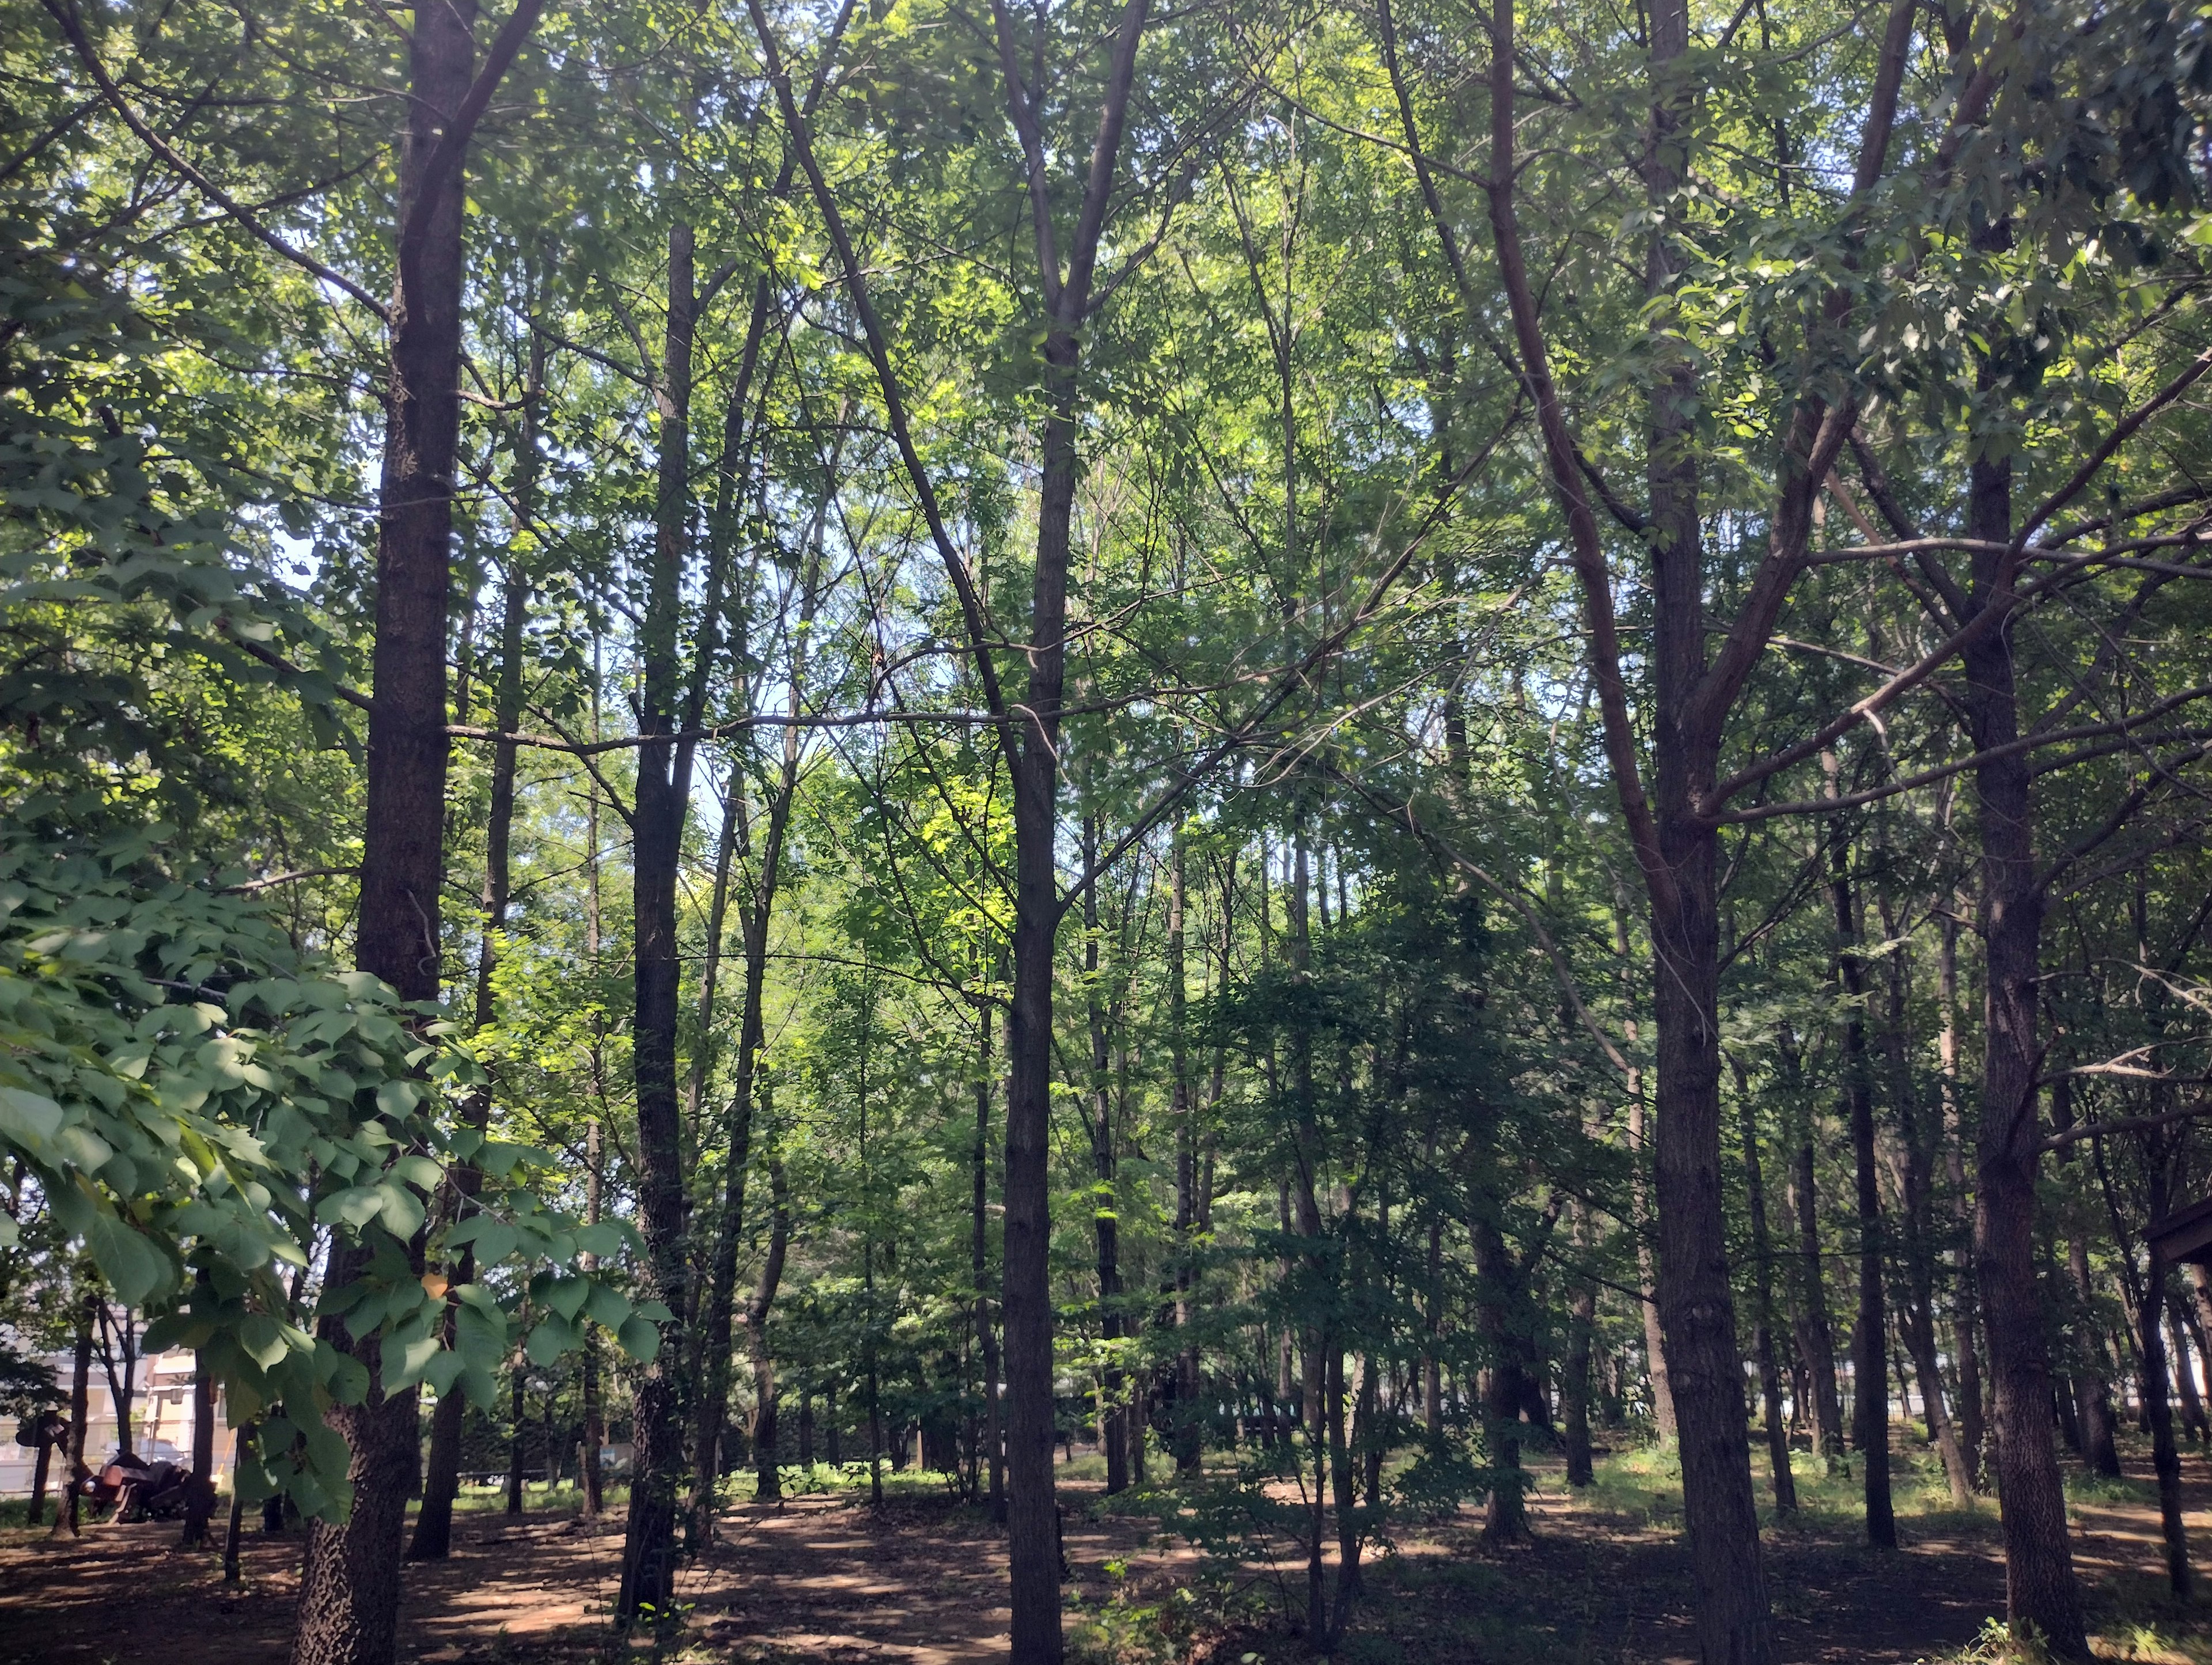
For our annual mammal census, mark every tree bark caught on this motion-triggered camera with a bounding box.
[2137,1205,2191,1592]
[1170,830,1202,1477]
[2066,1231,2123,1478]
[51,1298,89,1540]
[974,999,1006,1520]
[1965,452,2086,1656]
[1937,909,1987,1482]
[412,504,531,1562]
[616,213,698,1629]
[290,6,494,1654]
[1732,1058,1795,1514]
[748,1150,791,1503]
[1563,1202,1597,1488]
[179,1352,216,1546]
[1082,815,1127,1497]
[1781,1027,1846,1472]
[505,1360,526,1514]
[2169,1291,2207,1448]
[688,475,828,1537]
[1871,886,1974,1510]
[580,1114,605,1519]
[1827,806,1895,1546]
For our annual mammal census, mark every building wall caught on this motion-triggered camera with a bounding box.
[2,1349,235,1496]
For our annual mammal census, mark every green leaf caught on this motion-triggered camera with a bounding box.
[525,1314,579,1367]
[84,1211,170,1306]
[582,1281,630,1330]
[616,1313,662,1364]
[0,1086,63,1155]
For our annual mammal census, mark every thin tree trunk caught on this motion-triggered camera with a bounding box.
[749,1147,791,1503]
[2067,1231,2123,1478]
[2169,1291,2207,1448]
[1082,814,1127,1497]
[1938,908,1987,1482]
[412,484,533,1561]
[1827,804,1895,1546]
[1780,1025,1846,1472]
[1965,451,2085,1656]
[681,385,807,1543]
[1171,830,1202,1477]
[579,653,608,1524]
[1563,1201,1597,1487]
[581,1114,605,1519]
[1626,1079,1675,1441]
[974,998,1006,1520]
[51,1298,90,1540]
[1732,1057,1796,1514]
[506,1360,526,1514]
[1879,885,1974,1509]
[180,1352,216,1546]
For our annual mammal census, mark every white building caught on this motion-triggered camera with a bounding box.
[2,1347,236,1496]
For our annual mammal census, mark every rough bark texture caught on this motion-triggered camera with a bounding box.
[616,214,698,1629]
[1965,453,2086,1657]
[291,5,480,1656]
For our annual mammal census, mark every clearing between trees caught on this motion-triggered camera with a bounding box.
[6,1443,2210,1665]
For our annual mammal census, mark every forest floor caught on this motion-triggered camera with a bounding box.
[4,1432,2212,1665]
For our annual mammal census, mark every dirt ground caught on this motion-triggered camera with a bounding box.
[3,1450,2210,1665]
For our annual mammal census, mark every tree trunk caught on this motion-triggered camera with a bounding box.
[1170,832,1202,1478]
[412,517,531,1562]
[748,1150,791,1503]
[26,1418,51,1529]
[580,1114,605,1518]
[1880,892,1974,1510]
[2139,1228,2191,1594]
[1827,811,1895,1546]
[290,2,531,1655]
[51,1299,90,1540]
[1474,1217,1534,1545]
[1563,1202,1597,1488]
[2169,1291,2208,1448]
[2066,1232,2123,1478]
[1733,1060,1796,1514]
[180,1352,216,1546]
[616,210,699,1625]
[1965,452,2085,1657]
[689,481,827,1538]
[974,999,1006,1520]
[1938,911,1987,1483]
[1626,1084,1675,1440]
[1781,1027,1846,1473]
[506,1360,526,1514]
[1082,815,1127,1497]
